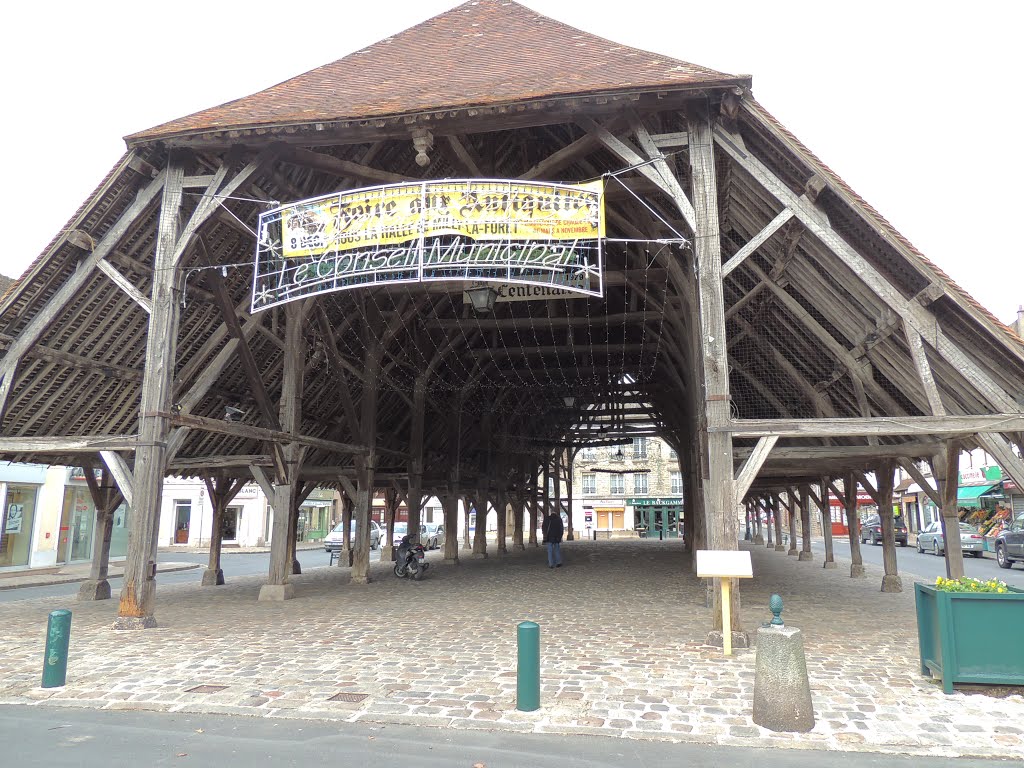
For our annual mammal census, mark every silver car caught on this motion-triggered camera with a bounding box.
[916,521,985,557]
[423,522,445,550]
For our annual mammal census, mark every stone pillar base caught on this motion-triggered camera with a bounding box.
[706,629,750,650]
[472,552,489,559]
[752,625,815,732]
[881,574,903,593]
[822,561,838,570]
[77,579,111,601]
[258,583,295,602]
[380,545,395,562]
[442,557,460,566]
[515,543,526,551]
[797,551,813,561]
[774,545,786,552]
[752,535,765,545]
[113,615,158,630]
[201,569,225,586]
[850,563,866,578]
[787,549,799,556]
[291,559,301,575]
[350,575,372,585]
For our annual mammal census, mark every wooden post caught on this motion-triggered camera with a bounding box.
[877,460,901,592]
[798,483,814,561]
[565,449,575,541]
[844,473,866,577]
[114,155,185,629]
[772,492,785,551]
[932,440,965,579]
[819,477,837,569]
[201,476,243,586]
[381,486,399,563]
[351,461,375,584]
[688,105,741,643]
[512,491,525,550]
[442,491,461,564]
[407,375,426,549]
[473,486,489,558]
[462,493,473,551]
[259,300,306,601]
[443,397,462,566]
[787,488,799,555]
[495,489,508,555]
[340,490,353,567]
[352,302,381,585]
[77,464,124,601]
[528,481,539,547]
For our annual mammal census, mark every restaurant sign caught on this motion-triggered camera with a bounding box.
[627,497,683,506]
[252,179,605,311]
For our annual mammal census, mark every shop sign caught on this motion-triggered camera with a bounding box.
[626,497,683,506]
[253,179,605,311]
[959,466,1002,485]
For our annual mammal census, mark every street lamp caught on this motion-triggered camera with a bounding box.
[466,285,499,314]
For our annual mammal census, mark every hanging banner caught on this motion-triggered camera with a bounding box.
[252,179,604,311]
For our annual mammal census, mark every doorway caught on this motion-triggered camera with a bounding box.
[222,505,241,544]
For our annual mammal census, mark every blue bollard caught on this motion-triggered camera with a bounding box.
[516,621,540,711]
[42,609,72,688]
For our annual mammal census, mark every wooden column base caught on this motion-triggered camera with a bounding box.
[257,583,294,601]
[774,545,786,552]
[881,575,903,593]
[823,561,838,570]
[113,615,157,630]
[442,557,460,566]
[77,580,111,601]
[798,551,814,561]
[201,569,225,586]
[850,563,866,578]
[350,575,371,585]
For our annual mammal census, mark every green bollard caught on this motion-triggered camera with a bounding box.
[41,609,72,688]
[516,620,540,711]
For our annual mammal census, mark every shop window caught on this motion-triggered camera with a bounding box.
[634,474,649,494]
[582,474,596,494]
[0,484,39,567]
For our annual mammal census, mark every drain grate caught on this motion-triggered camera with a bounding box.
[328,692,368,703]
[186,685,228,694]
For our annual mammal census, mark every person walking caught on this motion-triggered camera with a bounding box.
[542,511,564,568]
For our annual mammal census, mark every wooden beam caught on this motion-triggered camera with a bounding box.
[714,126,1023,415]
[282,147,410,185]
[163,412,379,456]
[100,450,135,509]
[0,435,138,453]
[734,435,778,500]
[734,440,938,462]
[423,311,658,330]
[721,209,794,278]
[896,457,942,508]
[904,322,946,417]
[249,464,275,500]
[96,260,152,313]
[445,135,483,177]
[722,414,1024,438]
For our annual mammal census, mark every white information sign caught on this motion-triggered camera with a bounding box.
[696,549,753,579]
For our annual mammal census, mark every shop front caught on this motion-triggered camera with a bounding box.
[827,491,877,535]
[627,497,683,538]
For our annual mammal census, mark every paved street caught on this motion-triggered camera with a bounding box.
[0,539,1021,759]
[808,537,1024,588]
[0,546,380,603]
[0,705,1012,768]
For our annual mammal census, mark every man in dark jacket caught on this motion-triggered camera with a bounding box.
[542,511,564,568]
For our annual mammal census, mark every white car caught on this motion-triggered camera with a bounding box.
[324,520,381,552]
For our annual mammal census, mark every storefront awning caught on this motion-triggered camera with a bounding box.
[957,484,999,508]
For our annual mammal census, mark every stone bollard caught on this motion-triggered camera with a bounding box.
[752,596,815,732]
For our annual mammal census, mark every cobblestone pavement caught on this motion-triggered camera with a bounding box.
[0,539,1021,758]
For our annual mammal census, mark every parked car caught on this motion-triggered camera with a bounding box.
[994,513,1024,569]
[391,522,408,545]
[859,513,908,546]
[423,522,445,549]
[323,520,382,552]
[916,521,984,557]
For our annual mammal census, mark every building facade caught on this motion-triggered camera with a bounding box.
[572,437,683,538]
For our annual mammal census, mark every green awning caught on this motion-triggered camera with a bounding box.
[957,484,998,508]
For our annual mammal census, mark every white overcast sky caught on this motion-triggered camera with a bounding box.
[2,0,1021,323]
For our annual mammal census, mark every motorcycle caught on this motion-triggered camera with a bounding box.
[394,535,429,580]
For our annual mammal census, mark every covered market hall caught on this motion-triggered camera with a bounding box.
[2,0,1024,644]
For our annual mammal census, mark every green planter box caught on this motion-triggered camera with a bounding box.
[915,582,1024,694]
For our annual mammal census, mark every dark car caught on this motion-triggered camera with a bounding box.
[995,513,1024,569]
[859,513,908,547]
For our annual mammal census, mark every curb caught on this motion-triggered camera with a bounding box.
[0,562,201,591]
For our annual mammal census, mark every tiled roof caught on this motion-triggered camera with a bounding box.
[127,0,744,144]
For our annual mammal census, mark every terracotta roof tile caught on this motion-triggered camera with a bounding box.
[127,0,743,144]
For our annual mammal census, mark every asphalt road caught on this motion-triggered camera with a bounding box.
[0,705,1010,768]
[0,546,380,604]
[808,537,1024,588]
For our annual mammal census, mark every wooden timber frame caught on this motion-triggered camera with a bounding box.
[2,1,1024,640]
